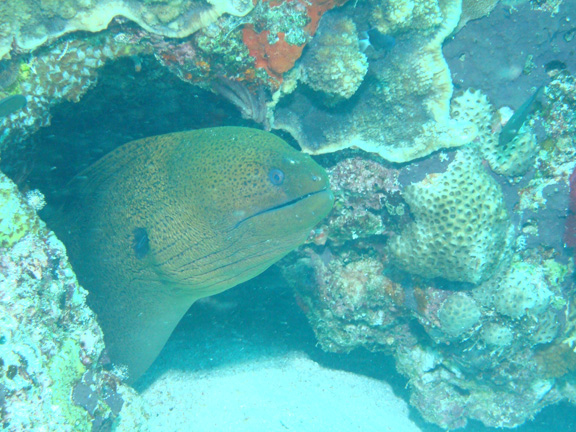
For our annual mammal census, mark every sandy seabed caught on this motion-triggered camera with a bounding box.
[141,350,421,432]
[136,276,421,432]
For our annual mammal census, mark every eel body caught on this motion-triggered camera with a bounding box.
[54,126,333,383]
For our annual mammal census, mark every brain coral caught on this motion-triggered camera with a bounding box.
[388,149,512,284]
[300,14,368,105]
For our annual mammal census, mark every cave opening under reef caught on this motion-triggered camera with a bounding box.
[0,55,253,206]
[0,53,420,427]
[2,52,576,432]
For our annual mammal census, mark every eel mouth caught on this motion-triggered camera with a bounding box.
[235,188,332,228]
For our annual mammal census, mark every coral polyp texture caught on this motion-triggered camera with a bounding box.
[451,88,539,177]
[437,292,482,337]
[474,261,555,320]
[284,254,410,353]
[0,172,148,431]
[0,0,254,59]
[299,14,368,105]
[0,32,153,152]
[274,0,477,163]
[388,149,512,284]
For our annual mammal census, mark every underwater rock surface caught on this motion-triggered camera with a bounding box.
[0,173,148,431]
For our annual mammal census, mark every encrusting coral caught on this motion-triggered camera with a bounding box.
[274,0,477,163]
[0,172,41,248]
[474,261,555,319]
[437,292,482,337]
[0,0,254,59]
[0,32,153,153]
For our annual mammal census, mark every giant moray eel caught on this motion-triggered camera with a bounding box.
[54,126,333,383]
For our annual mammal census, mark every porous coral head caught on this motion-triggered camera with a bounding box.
[437,292,482,337]
[388,149,512,284]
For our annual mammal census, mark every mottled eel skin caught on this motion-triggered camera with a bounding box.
[55,126,333,383]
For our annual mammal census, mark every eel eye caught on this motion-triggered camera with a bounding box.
[269,168,285,185]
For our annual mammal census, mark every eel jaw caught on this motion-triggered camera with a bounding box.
[235,188,332,228]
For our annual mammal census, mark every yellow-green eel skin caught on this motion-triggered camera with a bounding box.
[52,126,333,384]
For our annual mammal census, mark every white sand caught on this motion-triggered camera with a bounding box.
[140,351,421,432]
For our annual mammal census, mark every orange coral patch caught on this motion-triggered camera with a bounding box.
[242,26,304,80]
[304,0,349,35]
[304,0,343,35]
[242,0,348,79]
[242,25,270,72]
[266,32,304,75]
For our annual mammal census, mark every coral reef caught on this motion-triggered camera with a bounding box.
[1,0,254,59]
[0,173,41,248]
[1,0,576,430]
[320,157,408,245]
[451,88,540,177]
[274,0,477,162]
[236,0,347,84]
[282,62,576,426]
[437,292,482,337]
[388,149,512,284]
[299,14,368,105]
[543,70,576,139]
[474,261,556,320]
[0,172,148,431]
[0,31,152,153]
[284,253,412,353]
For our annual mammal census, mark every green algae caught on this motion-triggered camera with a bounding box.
[47,338,90,431]
[0,172,39,248]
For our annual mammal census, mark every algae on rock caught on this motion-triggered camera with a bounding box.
[0,171,149,431]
